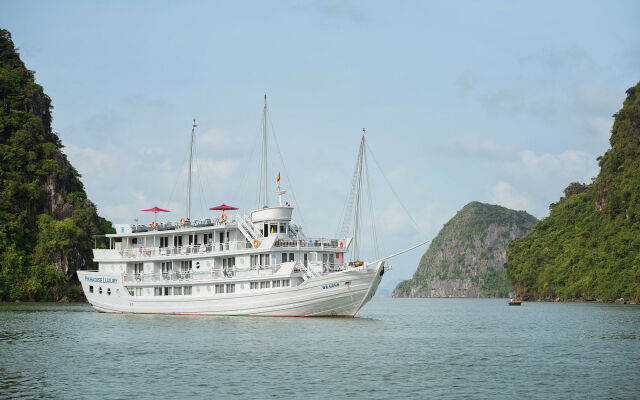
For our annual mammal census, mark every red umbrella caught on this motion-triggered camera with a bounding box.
[209,204,239,211]
[141,206,171,223]
[209,204,238,223]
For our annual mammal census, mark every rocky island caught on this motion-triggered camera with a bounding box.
[506,82,640,303]
[393,202,537,298]
[0,30,112,301]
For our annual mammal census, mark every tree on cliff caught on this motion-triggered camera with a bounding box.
[0,29,113,301]
[506,82,640,302]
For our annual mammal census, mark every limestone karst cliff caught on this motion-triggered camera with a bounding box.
[0,29,113,301]
[393,202,537,298]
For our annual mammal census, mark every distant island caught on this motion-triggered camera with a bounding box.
[506,82,640,304]
[393,202,537,298]
[0,29,112,301]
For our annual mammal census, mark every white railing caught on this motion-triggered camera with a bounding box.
[121,262,348,284]
[123,270,224,283]
[274,238,345,250]
[130,217,239,233]
[120,241,254,258]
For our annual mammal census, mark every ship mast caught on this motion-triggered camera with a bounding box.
[352,128,365,262]
[188,119,196,220]
[263,95,268,208]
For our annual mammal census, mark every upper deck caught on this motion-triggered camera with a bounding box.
[96,209,351,263]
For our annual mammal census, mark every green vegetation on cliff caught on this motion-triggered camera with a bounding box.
[506,82,640,302]
[394,202,537,298]
[0,30,113,301]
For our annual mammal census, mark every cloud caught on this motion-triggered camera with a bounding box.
[63,143,120,172]
[81,110,121,135]
[517,45,591,71]
[195,128,249,157]
[481,86,526,114]
[314,0,366,23]
[516,149,596,183]
[455,70,476,93]
[432,136,517,161]
[489,181,531,211]
[490,148,599,217]
[572,82,620,115]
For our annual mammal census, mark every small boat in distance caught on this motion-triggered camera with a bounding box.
[508,298,522,306]
[78,97,427,317]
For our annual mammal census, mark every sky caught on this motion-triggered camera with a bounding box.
[2,0,639,293]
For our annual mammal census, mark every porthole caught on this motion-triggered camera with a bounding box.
[89,285,94,293]
[107,288,111,296]
[99,287,103,294]
[195,262,200,269]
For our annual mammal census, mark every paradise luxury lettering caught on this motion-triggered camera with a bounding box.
[84,276,118,284]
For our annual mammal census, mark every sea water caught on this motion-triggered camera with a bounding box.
[1,298,638,399]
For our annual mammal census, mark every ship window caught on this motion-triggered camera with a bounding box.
[98,287,103,294]
[226,284,235,293]
[107,288,111,295]
[135,288,143,296]
[180,260,192,271]
[174,287,183,295]
[270,224,277,234]
[289,253,294,262]
[283,279,290,287]
[184,286,192,295]
[281,253,287,263]
[132,238,137,245]
[154,287,163,296]
[162,262,173,274]
[89,285,94,293]
[163,287,172,296]
[128,288,134,296]
[215,284,225,294]
[250,282,259,290]
[263,223,268,237]
[279,224,286,233]
[272,280,280,288]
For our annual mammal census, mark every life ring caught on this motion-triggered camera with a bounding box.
[179,218,186,226]
[253,239,259,248]
[339,241,344,248]
[151,221,157,229]
[220,213,227,223]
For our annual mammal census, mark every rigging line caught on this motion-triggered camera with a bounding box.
[267,113,307,228]
[230,122,262,211]
[252,111,264,209]
[365,142,428,240]
[192,136,209,216]
[335,149,361,238]
[166,129,192,216]
[364,151,380,260]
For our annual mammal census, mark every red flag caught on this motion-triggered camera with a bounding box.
[277,172,280,182]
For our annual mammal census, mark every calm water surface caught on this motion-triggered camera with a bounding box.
[1,298,638,399]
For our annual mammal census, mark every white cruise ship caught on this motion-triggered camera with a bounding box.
[78,98,425,317]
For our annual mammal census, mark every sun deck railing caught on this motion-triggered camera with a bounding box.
[120,241,253,258]
[273,238,345,250]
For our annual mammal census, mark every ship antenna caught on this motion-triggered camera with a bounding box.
[263,94,268,208]
[352,128,365,262]
[188,119,197,220]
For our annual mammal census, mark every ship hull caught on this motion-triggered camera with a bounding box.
[77,263,383,317]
